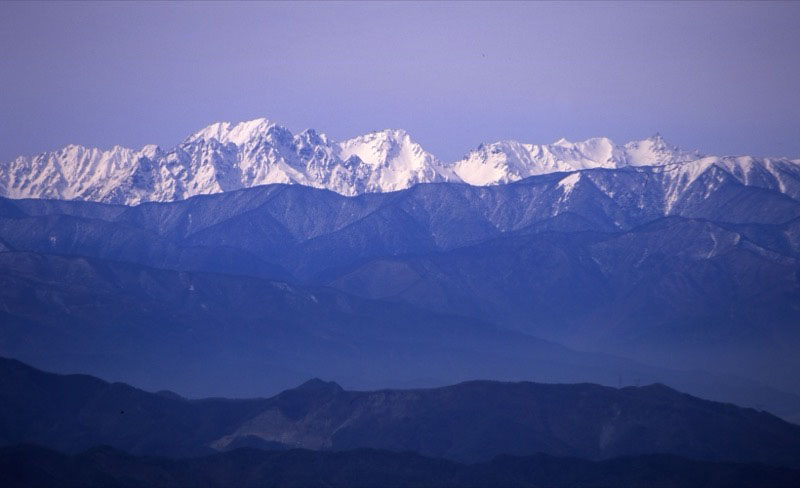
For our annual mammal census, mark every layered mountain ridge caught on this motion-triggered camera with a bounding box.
[3,117,798,204]
[3,357,800,469]
[3,163,800,410]
[3,117,800,421]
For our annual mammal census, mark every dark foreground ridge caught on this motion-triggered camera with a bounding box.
[2,444,799,488]
[2,357,800,469]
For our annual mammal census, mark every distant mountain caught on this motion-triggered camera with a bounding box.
[6,250,798,418]
[2,161,799,399]
[3,445,800,488]
[3,117,797,203]
[327,215,800,393]
[2,358,800,469]
[0,250,667,398]
[6,120,800,483]
[452,133,699,185]
[0,119,457,203]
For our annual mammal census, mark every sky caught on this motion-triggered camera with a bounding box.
[1,1,799,163]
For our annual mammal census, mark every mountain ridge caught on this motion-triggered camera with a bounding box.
[2,356,800,469]
[2,164,800,401]
[4,117,798,204]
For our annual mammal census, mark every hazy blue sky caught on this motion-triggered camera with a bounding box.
[2,1,799,163]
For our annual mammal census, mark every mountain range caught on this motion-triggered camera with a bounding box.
[7,246,800,419]
[3,358,800,468]
[2,159,799,405]
[2,118,800,418]
[3,118,800,485]
[3,117,799,204]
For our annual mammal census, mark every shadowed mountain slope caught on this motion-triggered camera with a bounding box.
[2,358,800,468]
[2,250,800,419]
[2,168,800,397]
[327,216,800,390]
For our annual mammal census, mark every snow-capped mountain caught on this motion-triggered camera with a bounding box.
[452,134,701,186]
[1,117,799,205]
[337,129,458,193]
[0,118,458,205]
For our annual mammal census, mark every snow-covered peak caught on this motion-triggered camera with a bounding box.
[339,129,427,167]
[3,117,798,205]
[623,133,700,167]
[139,144,162,159]
[453,134,701,186]
[547,137,621,166]
[186,118,277,146]
[297,128,329,146]
[337,129,457,192]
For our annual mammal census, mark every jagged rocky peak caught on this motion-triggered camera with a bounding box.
[297,128,328,146]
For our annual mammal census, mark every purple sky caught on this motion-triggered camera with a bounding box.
[1,1,799,163]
